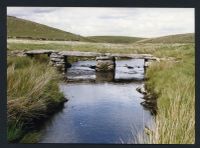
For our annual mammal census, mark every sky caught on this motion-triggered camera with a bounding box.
[7,7,194,38]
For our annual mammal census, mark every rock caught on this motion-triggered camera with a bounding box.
[89,65,96,69]
[144,61,152,67]
[8,50,27,57]
[136,85,147,95]
[124,64,134,69]
[140,100,157,115]
[50,53,64,59]
[66,63,72,68]
[55,63,65,67]
[49,53,69,72]
[96,56,115,60]
[25,50,55,55]
[96,60,114,66]
[95,56,115,72]
[63,97,68,102]
[50,57,65,62]
[96,63,115,71]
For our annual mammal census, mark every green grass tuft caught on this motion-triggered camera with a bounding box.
[7,56,65,142]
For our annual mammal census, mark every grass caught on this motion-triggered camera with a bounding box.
[144,44,195,144]
[138,33,194,43]
[86,36,145,43]
[7,56,65,143]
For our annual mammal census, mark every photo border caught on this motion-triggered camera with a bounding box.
[0,0,199,148]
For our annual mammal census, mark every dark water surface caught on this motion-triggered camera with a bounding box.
[39,59,155,144]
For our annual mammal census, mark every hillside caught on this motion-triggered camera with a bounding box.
[87,36,145,44]
[137,33,194,43]
[7,16,91,42]
[7,16,194,44]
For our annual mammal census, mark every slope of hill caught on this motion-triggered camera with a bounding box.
[7,16,91,42]
[87,36,145,43]
[137,33,194,43]
[7,16,194,44]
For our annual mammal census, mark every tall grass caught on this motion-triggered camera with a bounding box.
[7,56,65,142]
[145,45,195,144]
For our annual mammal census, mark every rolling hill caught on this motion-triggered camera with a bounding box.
[7,16,91,42]
[137,33,194,43]
[7,16,145,43]
[7,16,194,44]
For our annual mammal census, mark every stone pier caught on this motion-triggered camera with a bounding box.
[95,56,116,72]
[49,53,67,72]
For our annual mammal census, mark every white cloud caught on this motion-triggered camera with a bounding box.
[7,7,194,37]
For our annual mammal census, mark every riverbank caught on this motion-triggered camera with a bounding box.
[145,44,195,144]
[7,56,66,143]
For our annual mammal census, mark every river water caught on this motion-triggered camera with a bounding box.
[39,59,155,144]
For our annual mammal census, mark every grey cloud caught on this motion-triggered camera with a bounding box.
[99,15,128,20]
[32,8,58,13]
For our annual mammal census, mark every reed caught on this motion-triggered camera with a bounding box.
[7,56,65,142]
[145,45,195,144]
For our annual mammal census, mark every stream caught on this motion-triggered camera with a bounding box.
[39,59,155,144]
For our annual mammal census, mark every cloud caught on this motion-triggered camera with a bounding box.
[7,7,194,37]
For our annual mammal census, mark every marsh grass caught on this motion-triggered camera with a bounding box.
[7,56,65,142]
[144,45,195,144]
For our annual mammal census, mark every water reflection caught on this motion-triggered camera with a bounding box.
[96,72,115,82]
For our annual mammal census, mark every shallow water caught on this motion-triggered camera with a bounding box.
[39,59,155,144]
[66,59,144,81]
